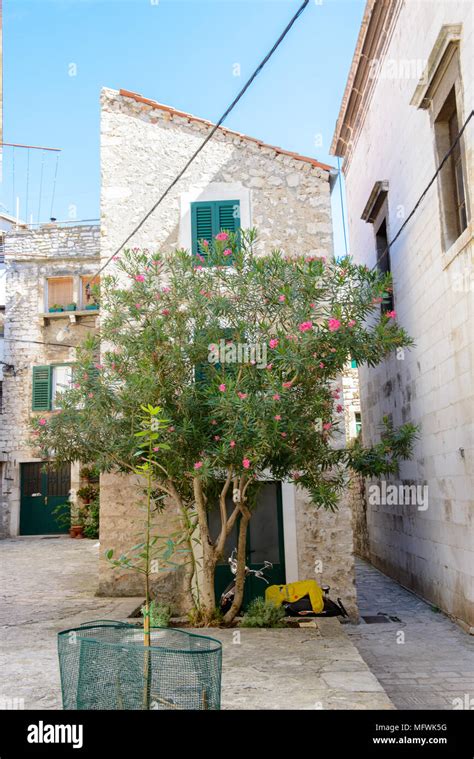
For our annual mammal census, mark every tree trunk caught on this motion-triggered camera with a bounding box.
[223,508,250,624]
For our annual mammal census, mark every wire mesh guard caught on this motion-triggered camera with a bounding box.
[58,621,222,710]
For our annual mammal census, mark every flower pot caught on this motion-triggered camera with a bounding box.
[66,305,76,311]
[49,307,64,313]
[74,526,85,539]
[69,527,79,538]
[58,622,222,710]
[85,304,99,311]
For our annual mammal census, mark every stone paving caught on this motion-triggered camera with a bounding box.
[0,537,142,709]
[345,558,474,710]
[0,537,392,710]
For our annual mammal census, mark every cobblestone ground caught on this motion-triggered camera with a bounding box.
[346,558,474,710]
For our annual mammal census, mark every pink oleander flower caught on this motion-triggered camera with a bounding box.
[88,393,93,398]
[336,404,343,413]
[269,339,279,349]
[194,461,203,470]
[215,232,229,241]
[197,253,206,262]
[134,274,145,282]
[274,415,282,421]
[135,303,142,310]
[74,383,81,389]
[298,321,313,333]
[278,295,286,302]
[211,419,217,425]
[348,319,356,327]
[230,440,236,448]
[386,310,397,319]
[153,446,160,452]
[266,364,273,370]
[242,458,250,469]
[201,241,209,248]
[328,318,341,332]
[161,308,170,316]
[273,393,280,400]
[38,418,47,426]
[94,363,103,370]
[219,384,226,392]
[195,265,203,271]
[223,248,232,257]
[214,435,220,441]
[309,302,316,309]
[372,297,382,304]
[237,392,247,399]
[292,471,301,480]
[168,426,175,432]
[162,286,171,293]
[319,362,325,368]
[282,381,293,389]
[281,432,287,438]
[112,255,120,261]
[323,423,332,431]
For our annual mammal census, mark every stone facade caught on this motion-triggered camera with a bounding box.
[99,87,359,618]
[331,1,473,629]
[0,224,100,536]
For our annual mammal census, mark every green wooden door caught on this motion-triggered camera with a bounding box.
[20,462,71,535]
[211,481,286,610]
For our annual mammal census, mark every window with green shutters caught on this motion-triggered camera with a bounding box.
[191,200,240,258]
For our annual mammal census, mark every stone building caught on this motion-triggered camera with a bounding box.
[98,87,360,616]
[0,223,100,537]
[331,0,473,629]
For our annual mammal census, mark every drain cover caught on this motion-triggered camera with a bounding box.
[362,614,391,624]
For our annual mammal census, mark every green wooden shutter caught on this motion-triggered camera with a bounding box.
[32,366,52,411]
[217,200,240,234]
[191,203,213,256]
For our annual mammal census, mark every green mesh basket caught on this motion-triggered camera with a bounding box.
[58,621,222,710]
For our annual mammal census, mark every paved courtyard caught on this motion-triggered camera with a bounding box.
[0,537,391,710]
[346,558,474,710]
[1,537,471,711]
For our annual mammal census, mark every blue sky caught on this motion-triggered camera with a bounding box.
[2,0,364,256]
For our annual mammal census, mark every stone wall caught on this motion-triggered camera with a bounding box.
[98,88,358,615]
[335,1,473,627]
[1,224,100,536]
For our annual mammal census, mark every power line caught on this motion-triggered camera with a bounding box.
[90,0,310,283]
[337,156,348,256]
[373,109,473,272]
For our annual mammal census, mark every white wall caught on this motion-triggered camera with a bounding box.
[343,1,473,627]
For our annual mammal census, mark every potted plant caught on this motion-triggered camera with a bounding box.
[66,302,77,311]
[49,304,64,313]
[85,302,99,311]
[77,483,98,505]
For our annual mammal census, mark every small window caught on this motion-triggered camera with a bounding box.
[191,200,240,259]
[355,412,362,437]
[434,87,468,249]
[32,364,73,411]
[81,276,100,309]
[52,365,73,409]
[47,277,74,310]
[375,218,394,313]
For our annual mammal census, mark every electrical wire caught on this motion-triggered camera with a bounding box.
[337,156,348,256]
[50,153,60,220]
[89,0,310,283]
[37,150,45,223]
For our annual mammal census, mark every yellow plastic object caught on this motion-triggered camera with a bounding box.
[265,579,324,613]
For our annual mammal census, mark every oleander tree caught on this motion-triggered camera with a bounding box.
[31,229,417,625]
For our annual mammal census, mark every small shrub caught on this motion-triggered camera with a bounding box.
[240,598,286,628]
[143,600,172,628]
[83,496,99,539]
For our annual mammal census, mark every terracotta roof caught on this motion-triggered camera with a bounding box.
[118,89,335,174]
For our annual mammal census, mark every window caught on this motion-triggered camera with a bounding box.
[47,277,73,310]
[32,365,73,411]
[434,87,468,248]
[355,412,362,437]
[81,276,100,309]
[191,200,240,259]
[375,218,394,313]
